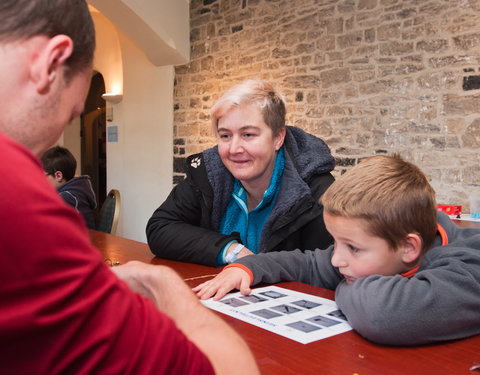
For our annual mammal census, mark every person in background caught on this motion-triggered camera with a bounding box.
[147,79,335,266]
[0,1,258,374]
[194,154,480,346]
[41,145,97,229]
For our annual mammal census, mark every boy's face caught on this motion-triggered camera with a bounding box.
[324,212,409,284]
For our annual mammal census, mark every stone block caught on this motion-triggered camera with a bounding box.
[173,175,185,185]
[316,35,336,50]
[443,94,480,116]
[453,33,480,50]
[397,8,416,19]
[463,75,480,91]
[462,118,480,147]
[325,18,344,34]
[416,39,448,53]
[320,68,352,87]
[428,55,472,68]
[338,0,355,13]
[379,41,414,55]
[462,165,480,184]
[359,0,378,10]
[173,157,186,173]
[295,43,316,55]
[283,75,322,88]
[337,31,363,49]
[365,28,375,43]
[377,22,401,40]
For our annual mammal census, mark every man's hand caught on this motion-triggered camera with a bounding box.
[112,261,259,375]
[110,261,173,307]
[193,267,252,300]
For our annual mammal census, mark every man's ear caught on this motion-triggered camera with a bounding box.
[401,233,423,264]
[30,35,74,93]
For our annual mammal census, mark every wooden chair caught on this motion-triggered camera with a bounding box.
[96,189,121,235]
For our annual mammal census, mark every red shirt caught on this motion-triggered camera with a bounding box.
[0,133,214,374]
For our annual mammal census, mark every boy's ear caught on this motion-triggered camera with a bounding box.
[30,35,74,93]
[54,171,64,183]
[401,233,422,264]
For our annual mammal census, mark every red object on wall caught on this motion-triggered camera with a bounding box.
[437,204,462,216]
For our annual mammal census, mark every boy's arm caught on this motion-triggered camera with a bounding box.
[194,247,342,300]
[335,244,480,346]
[112,261,259,375]
[236,247,342,289]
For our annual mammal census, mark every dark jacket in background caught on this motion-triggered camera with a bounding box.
[58,175,97,229]
[146,126,335,266]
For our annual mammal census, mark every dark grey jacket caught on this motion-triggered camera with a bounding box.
[146,126,335,266]
[235,212,480,345]
[58,175,97,229]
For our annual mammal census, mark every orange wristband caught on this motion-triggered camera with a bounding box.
[224,263,254,285]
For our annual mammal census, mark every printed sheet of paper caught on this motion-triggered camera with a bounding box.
[201,286,352,344]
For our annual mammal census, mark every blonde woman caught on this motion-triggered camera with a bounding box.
[147,79,335,266]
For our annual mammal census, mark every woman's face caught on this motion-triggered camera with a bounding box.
[216,103,285,190]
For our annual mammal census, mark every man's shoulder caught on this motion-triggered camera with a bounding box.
[0,133,39,168]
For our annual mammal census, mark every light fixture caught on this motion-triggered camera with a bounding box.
[102,93,123,104]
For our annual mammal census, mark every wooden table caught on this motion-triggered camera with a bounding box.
[452,218,480,229]
[221,282,480,375]
[89,230,480,375]
[89,229,222,282]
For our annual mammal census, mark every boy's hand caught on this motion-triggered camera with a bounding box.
[193,267,252,300]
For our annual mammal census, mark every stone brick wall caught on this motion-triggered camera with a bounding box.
[173,0,480,212]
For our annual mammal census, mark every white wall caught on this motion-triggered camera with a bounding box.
[107,31,174,242]
[62,3,188,242]
[89,0,189,65]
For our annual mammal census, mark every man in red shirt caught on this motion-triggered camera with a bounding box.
[0,1,258,374]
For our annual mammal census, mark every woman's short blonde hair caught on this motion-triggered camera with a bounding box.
[321,154,437,253]
[210,79,286,136]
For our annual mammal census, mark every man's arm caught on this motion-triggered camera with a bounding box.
[112,261,259,375]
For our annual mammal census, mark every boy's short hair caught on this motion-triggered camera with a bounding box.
[0,0,95,80]
[41,146,77,182]
[211,79,286,136]
[321,154,437,253]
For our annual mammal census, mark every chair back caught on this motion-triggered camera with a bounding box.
[96,189,121,234]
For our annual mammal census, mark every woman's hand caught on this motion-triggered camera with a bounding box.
[225,243,254,262]
[193,267,252,300]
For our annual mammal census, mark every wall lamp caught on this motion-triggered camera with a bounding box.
[102,93,123,104]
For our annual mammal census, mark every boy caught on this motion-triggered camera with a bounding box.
[194,154,480,346]
[41,146,97,229]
